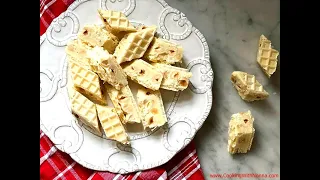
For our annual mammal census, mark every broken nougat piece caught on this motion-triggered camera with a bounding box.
[105,84,142,124]
[69,59,107,105]
[122,59,163,90]
[114,25,157,64]
[144,37,183,64]
[65,39,91,59]
[228,110,255,154]
[152,63,192,91]
[78,24,119,53]
[230,71,269,102]
[65,39,92,68]
[65,39,91,57]
[86,46,128,90]
[257,35,279,78]
[136,88,167,130]
[96,104,129,144]
[69,87,102,136]
[97,9,136,33]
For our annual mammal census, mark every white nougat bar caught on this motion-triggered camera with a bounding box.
[136,87,167,129]
[122,59,163,90]
[152,63,192,91]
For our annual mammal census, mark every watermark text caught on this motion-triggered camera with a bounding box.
[210,173,279,179]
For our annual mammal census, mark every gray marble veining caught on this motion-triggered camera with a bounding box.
[167,0,280,179]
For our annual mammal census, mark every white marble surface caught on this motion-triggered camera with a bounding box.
[167,0,280,179]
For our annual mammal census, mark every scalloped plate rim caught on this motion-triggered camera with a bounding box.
[40,0,214,174]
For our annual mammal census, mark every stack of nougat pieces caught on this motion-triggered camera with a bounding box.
[65,9,192,145]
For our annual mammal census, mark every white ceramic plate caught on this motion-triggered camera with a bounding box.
[40,0,213,174]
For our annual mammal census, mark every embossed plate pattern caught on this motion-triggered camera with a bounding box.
[40,0,213,174]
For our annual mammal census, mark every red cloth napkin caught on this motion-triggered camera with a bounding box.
[40,130,204,180]
[40,1,205,179]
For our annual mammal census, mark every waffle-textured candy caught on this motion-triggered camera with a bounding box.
[105,84,142,124]
[122,59,163,90]
[69,59,107,105]
[257,35,279,78]
[114,25,157,64]
[78,24,119,54]
[136,87,167,130]
[96,104,129,144]
[69,88,102,135]
[87,46,128,90]
[67,56,91,70]
[98,9,136,33]
[144,37,183,64]
[228,110,255,154]
[152,63,192,91]
[230,71,269,102]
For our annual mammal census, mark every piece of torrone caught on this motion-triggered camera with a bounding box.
[136,88,167,130]
[68,86,102,136]
[65,39,91,59]
[152,63,192,91]
[86,46,128,90]
[78,24,119,54]
[66,65,77,99]
[230,71,269,102]
[122,59,163,90]
[69,59,107,105]
[97,9,136,33]
[257,35,279,78]
[96,104,129,144]
[228,110,255,154]
[144,38,183,64]
[105,84,142,124]
[114,25,157,64]
[65,39,92,69]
